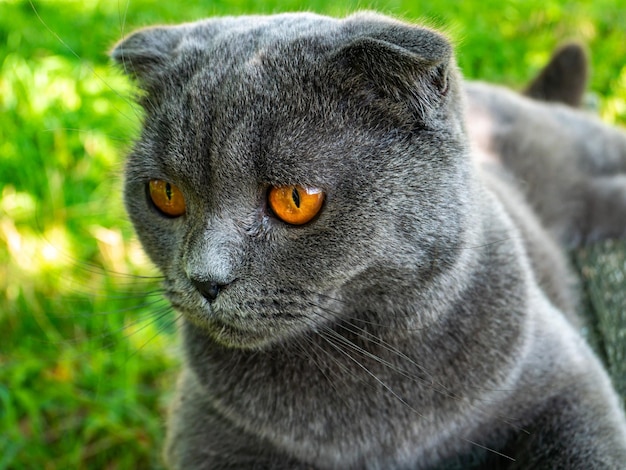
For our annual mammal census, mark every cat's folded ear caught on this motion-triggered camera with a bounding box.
[332,13,456,126]
[110,25,188,85]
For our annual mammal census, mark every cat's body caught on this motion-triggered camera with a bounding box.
[112,12,626,469]
[467,81,626,249]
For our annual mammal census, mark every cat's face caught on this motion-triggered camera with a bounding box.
[116,13,472,349]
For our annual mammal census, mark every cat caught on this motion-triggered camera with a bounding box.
[111,12,626,469]
[523,42,589,108]
[467,62,626,251]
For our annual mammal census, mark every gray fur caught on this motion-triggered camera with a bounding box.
[112,12,626,469]
[466,81,626,248]
[523,42,589,107]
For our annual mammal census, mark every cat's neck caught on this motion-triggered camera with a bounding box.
[176,200,535,464]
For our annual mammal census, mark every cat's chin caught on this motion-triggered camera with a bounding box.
[205,319,280,350]
[177,306,301,350]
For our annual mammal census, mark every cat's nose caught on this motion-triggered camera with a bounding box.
[191,278,227,302]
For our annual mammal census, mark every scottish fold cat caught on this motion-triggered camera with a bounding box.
[111,12,626,469]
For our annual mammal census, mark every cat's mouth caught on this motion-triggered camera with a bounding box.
[164,278,340,349]
[167,294,301,349]
[199,311,299,350]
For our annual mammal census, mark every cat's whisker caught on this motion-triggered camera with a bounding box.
[66,263,164,282]
[123,311,183,362]
[459,438,516,462]
[46,305,178,367]
[303,332,385,407]
[464,236,517,251]
[313,293,431,332]
[31,210,165,288]
[48,296,169,319]
[318,324,429,383]
[318,319,496,405]
[304,301,532,436]
[298,321,518,462]
[37,301,173,348]
[292,333,343,385]
[99,303,176,344]
[57,281,164,301]
[306,301,446,389]
[306,327,373,380]
[82,289,165,301]
[318,324,519,461]
[316,328,426,419]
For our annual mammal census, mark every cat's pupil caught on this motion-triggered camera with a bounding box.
[165,182,173,201]
[292,187,301,208]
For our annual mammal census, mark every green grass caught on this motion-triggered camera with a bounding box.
[1,0,625,468]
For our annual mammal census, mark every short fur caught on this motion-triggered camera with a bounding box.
[112,12,626,469]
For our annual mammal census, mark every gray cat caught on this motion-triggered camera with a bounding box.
[111,12,626,469]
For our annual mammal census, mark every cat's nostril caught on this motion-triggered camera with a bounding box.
[191,279,225,302]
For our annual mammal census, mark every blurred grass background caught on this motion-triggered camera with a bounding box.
[1,0,625,468]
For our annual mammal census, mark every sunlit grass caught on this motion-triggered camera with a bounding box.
[1,0,626,468]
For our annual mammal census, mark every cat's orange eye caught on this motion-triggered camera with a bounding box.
[268,185,324,225]
[148,180,186,217]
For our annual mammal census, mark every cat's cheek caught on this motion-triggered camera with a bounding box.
[125,209,185,275]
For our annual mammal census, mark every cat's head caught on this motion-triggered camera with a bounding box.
[112,12,473,349]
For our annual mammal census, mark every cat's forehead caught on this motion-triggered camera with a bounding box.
[169,19,358,184]
[119,12,462,186]
[163,14,348,128]
[180,73,371,188]
[179,13,341,70]
[198,13,340,43]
